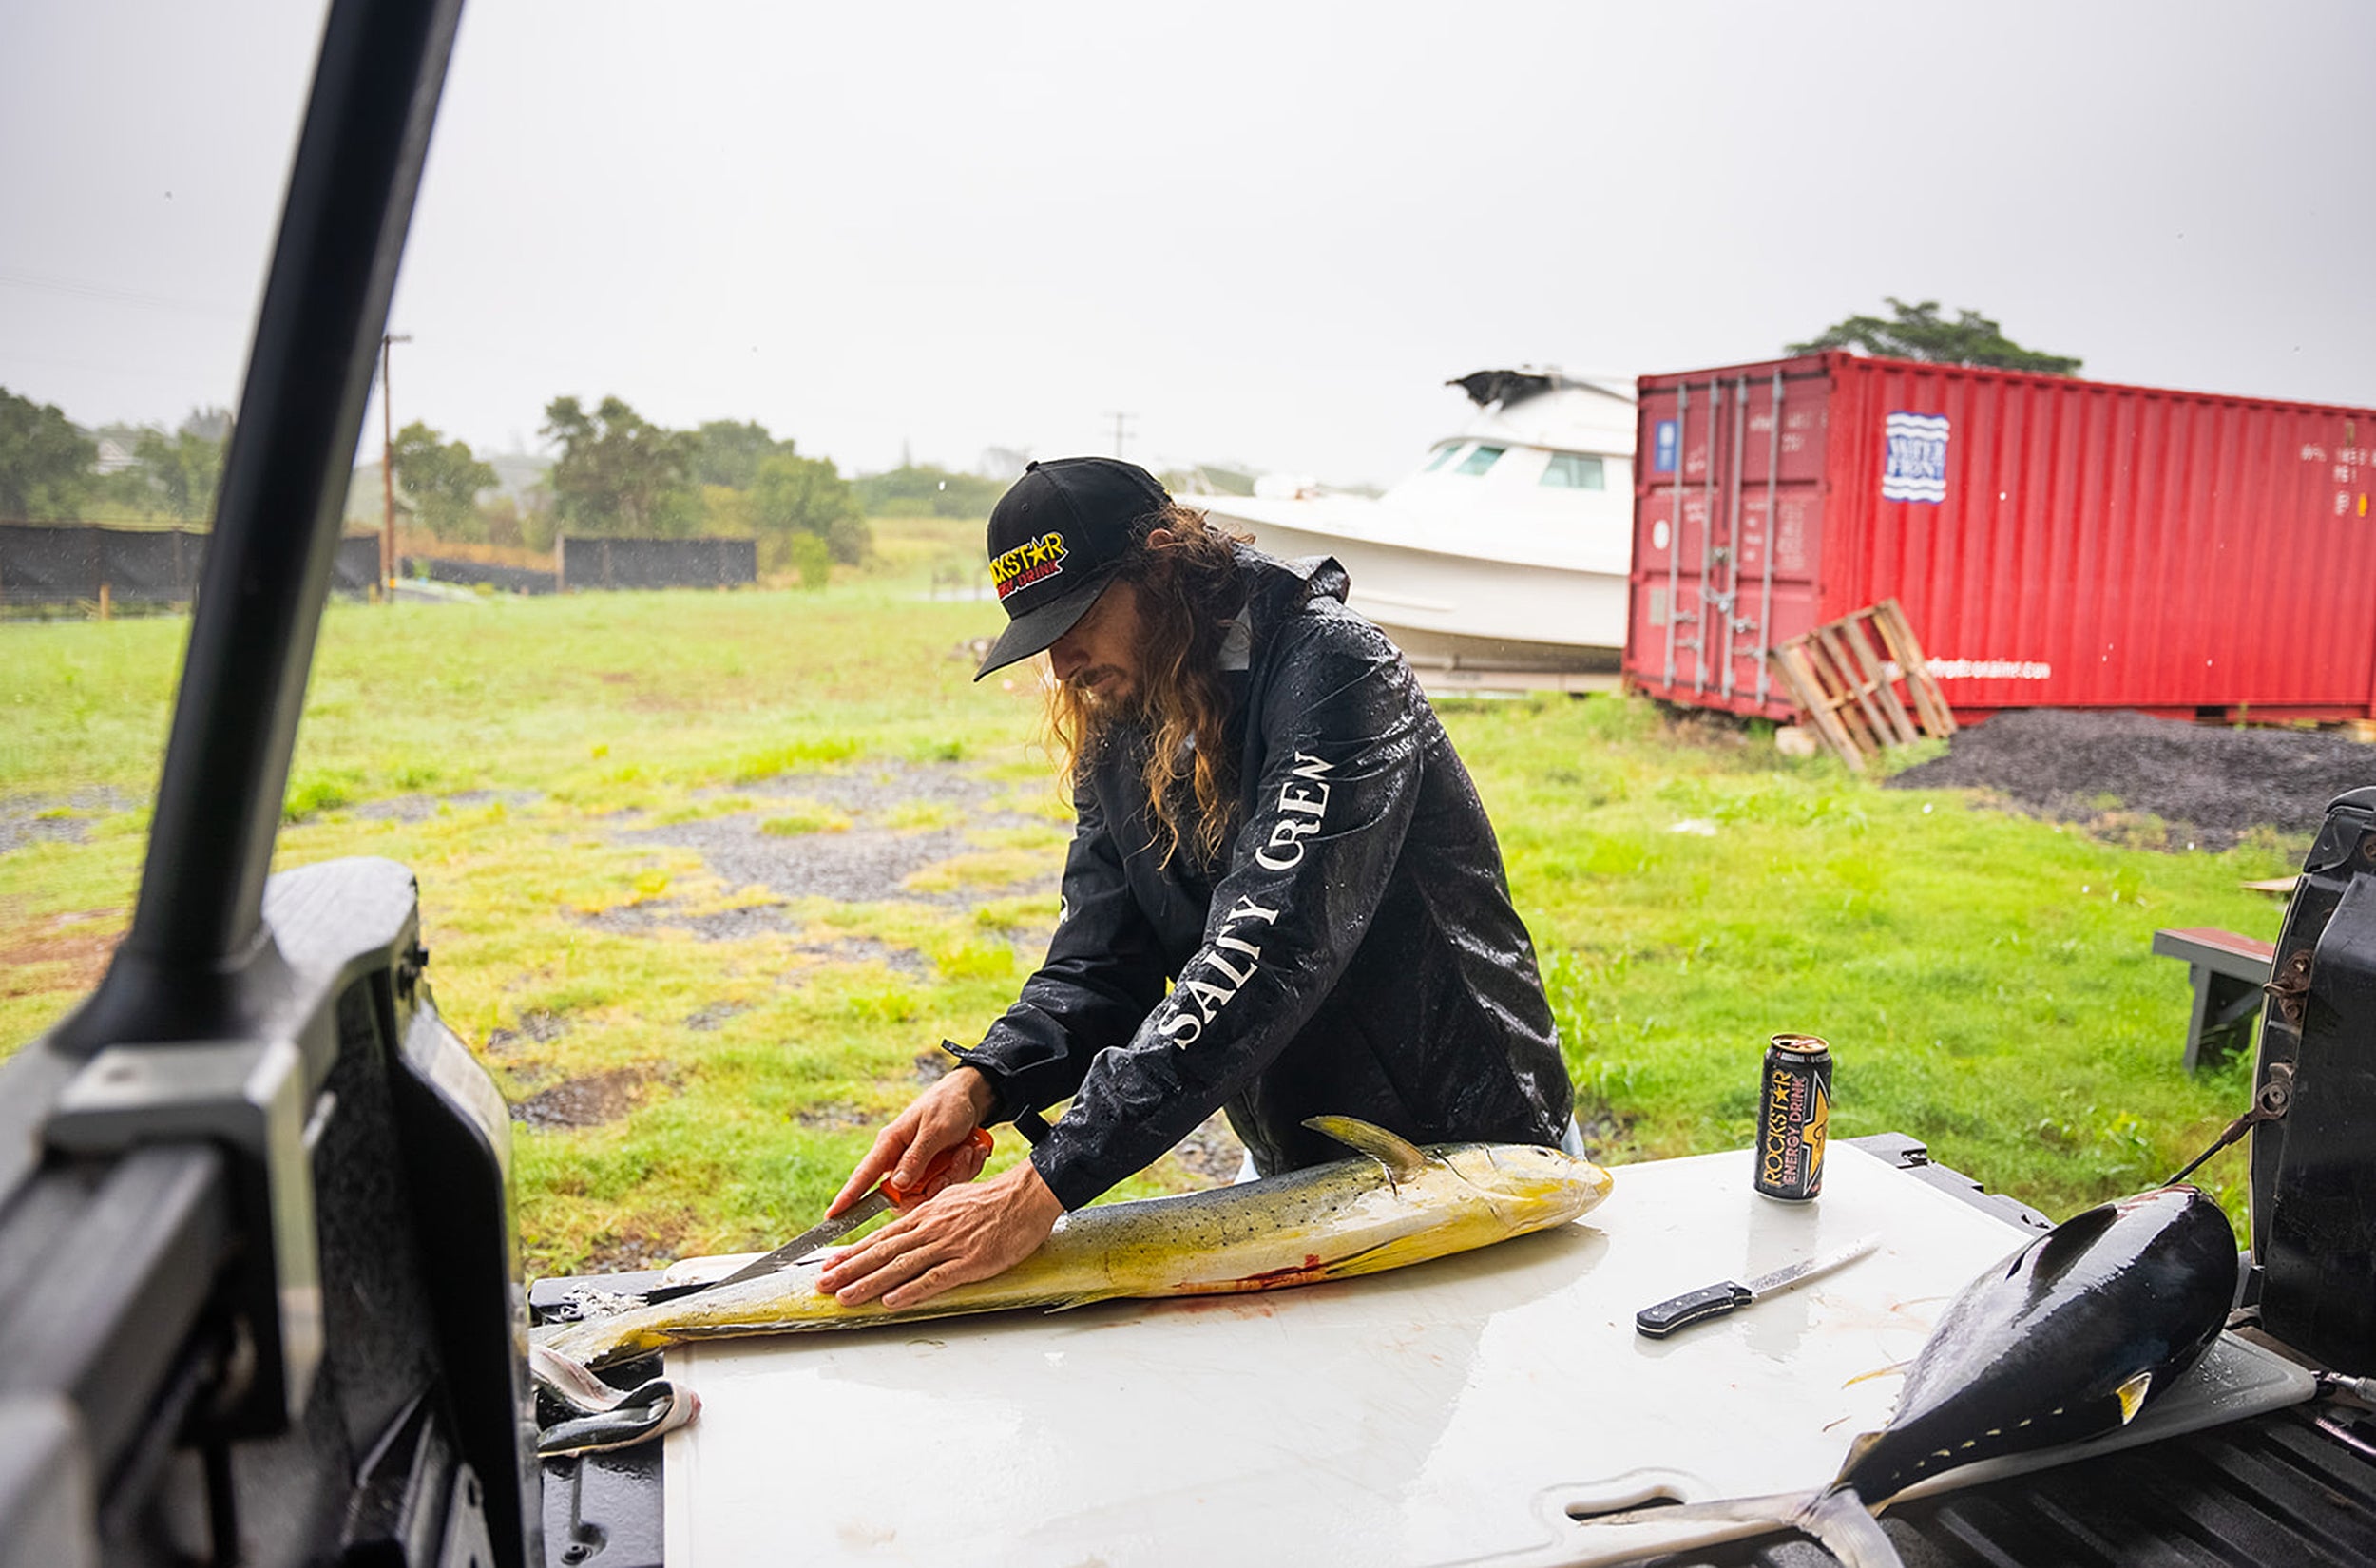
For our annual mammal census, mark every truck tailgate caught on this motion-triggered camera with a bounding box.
[651,1142,2306,1567]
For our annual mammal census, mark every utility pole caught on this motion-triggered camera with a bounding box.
[1104,411,1136,460]
[379,332,411,597]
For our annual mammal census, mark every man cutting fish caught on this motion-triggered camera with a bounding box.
[816,456,1577,1310]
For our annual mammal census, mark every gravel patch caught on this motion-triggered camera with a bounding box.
[580,1232,684,1277]
[487,1009,571,1055]
[797,937,929,977]
[577,898,804,942]
[1171,1110,1250,1186]
[352,788,543,824]
[0,787,135,856]
[739,758,1024,815]
[612,761,1057,908]
[573,898,931,973]
[683,1002,750,1032]
[1886,710,2376,850]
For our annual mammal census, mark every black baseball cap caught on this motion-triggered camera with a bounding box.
[974,457,1171,679]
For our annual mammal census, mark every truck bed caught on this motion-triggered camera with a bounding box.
[530,1134,2370,1567]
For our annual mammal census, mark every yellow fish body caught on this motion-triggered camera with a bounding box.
[538,1116,1613,1369]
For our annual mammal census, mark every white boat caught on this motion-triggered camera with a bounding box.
[1196,368,1637,682]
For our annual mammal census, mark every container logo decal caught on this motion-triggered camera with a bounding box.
[1884,656,2053,681]
[1653,419,1679,474]
[1926,658,2053,681]
[1882,411,1950,503]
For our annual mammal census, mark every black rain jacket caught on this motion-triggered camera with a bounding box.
[955,546,1573,1211]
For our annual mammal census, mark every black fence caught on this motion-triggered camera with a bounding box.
[1,523,379,606]
[3,524,756,607]
[328,535,381,598]
[557,535,757,591]
[400,554,558,594]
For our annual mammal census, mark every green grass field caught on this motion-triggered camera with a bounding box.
[0,516,2296,1272]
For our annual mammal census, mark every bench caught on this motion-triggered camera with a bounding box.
[2152,927,2275,1071]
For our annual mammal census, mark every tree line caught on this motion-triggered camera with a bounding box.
[408,395,872,579]
[0,385,1025,581]
[0,389,236,525]
[413,397,1021,571]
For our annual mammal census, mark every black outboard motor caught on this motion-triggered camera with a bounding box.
[2251,785,2376,1372]
[0,3,538,1563]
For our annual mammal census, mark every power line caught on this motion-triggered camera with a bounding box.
[0,265,247,320]
[1103,410,1137,460]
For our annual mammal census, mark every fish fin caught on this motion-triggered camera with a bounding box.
[1842,1362,1910,1389]
[1302,1116,1426,1182]
[2116,1370,2153,1425]
[2024,1200,2121,1279]
[1797,1486,1904,1568]
[1040,1291,1121,1315]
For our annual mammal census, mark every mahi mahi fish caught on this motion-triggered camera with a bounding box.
[1577,1184,2237,1568]
[537,1115,1613,1370]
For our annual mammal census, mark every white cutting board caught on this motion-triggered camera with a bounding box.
[661,1142,2309,1567]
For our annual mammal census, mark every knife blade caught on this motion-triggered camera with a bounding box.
[1634,1232,1882,1338]
[695,1126,995,1296]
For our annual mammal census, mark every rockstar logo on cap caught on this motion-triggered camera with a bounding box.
[991,531,1069,599]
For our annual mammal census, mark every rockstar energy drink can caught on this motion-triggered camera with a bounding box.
[1754,1034,1831,1201]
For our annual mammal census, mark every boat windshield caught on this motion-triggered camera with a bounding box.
[1423,442,1466,472]
[1540,451,1606,489]
[1453,445,1505,476]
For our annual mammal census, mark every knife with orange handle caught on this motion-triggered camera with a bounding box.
[691,1126,996,1295]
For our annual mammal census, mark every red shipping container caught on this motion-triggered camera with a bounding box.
[1624,352,2376,722]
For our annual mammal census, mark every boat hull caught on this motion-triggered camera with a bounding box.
[1204,505,1628,675]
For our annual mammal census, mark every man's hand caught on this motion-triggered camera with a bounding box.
[815,1161,1064,1310]
[829,1065,997,1217]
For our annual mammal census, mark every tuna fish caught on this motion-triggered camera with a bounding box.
[1578,1184,2239,1568]
[535,1115,1613,1370]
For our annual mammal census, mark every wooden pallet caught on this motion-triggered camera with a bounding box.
[1768,599,1958,773]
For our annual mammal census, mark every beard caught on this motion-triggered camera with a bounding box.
[1062,667,1151,771]
[1066,667,1142,718]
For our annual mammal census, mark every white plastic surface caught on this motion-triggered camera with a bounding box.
[661,1144,2309,1567]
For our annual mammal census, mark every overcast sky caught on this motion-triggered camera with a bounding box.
[5,1,2372,488]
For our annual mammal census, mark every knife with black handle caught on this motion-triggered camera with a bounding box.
[1635,1233,1881,1338]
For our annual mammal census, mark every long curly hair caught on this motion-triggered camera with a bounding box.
[1044,504,1247,869]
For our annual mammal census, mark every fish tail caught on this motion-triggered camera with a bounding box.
[1796,1486,1902,1568]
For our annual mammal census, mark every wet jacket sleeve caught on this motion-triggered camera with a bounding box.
[955,780,1172,1129]
[1026,622,1425,1210]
